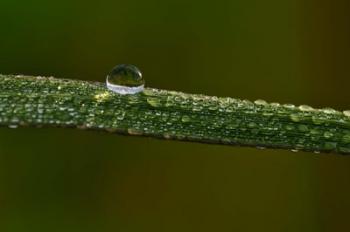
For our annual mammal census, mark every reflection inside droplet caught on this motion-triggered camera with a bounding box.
[106,64,145,94]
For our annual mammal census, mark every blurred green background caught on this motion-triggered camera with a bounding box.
[0,0,349,231]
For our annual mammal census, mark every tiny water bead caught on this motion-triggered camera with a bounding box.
[254,99,268,106]
[299,105,314,111]
[106,64,145,95]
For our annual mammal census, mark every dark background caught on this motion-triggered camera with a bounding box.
[0,0,349,231]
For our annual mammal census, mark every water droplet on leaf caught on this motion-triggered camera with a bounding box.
[299,105,314,111]
[298,125,309,132]
[312,116,324,125]
[270,102,280,107]
[181,115,191,123]
[342,134,350,144]
[147,97,162,107]
[343,110,350,117]
[290,114,300,122]
[323,131,333,138]
[285,124,295,130]
[323,142,337,150]
[322,108,336,114]
[247,122,257,128]
[284,104,295,109]
[254,99,268,106]
[106,64,144,94]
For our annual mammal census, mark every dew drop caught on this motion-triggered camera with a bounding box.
[324,142,337,150]
[270,102,281,107]
[339,147,350,153]
[322,108,336,114]
[323,131,333,139]
[106,64,144,94]
[343,110,350,117]
[342,134,350,144]
[147,97,162,107]
[181,115,191,123]
[312,116,324,125]
[127,128,143,135]
[299,105,314,111]
[254,99,268,106]
[310,129,319,135]
[298,124,309,132]
[284,104,295,109]
[247,122,257,128]
[94,91,111,102]
[290,114,300,122]
[262,111,274,117]
[192,105,203,112]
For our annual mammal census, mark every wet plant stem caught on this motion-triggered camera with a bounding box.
[0,74,349,154]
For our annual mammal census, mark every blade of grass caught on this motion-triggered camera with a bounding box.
[0,74,349,154]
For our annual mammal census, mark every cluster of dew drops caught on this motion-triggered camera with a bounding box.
[2,64,350,154]
[103,65,350,153]
[105,64,350,122]
[105,64,350,117]
[252,99,350,153]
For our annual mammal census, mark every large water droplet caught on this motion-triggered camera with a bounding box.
[106,64,144,94]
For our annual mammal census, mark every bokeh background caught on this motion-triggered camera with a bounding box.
[0,0,349,231]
